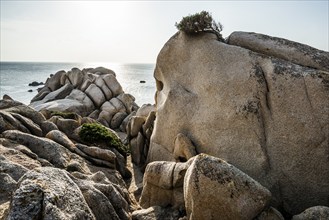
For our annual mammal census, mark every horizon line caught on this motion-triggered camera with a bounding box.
[0,60,156,65]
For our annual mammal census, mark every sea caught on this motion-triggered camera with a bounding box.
[0,62,156,107]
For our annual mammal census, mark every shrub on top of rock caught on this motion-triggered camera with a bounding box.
[79,123,128,156]
[175,10,224,41]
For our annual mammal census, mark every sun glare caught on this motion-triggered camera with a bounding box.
[78,2,130,23]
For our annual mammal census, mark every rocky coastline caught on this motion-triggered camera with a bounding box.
[1,31,329,219]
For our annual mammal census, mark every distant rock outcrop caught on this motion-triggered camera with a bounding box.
[148,31,329,215]
[29,67,139,132]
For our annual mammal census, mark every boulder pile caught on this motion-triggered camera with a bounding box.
[0,69,138,220]
[126,104,156,168]
[30,67,139,133]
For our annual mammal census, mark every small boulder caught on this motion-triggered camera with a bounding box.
[0,153,30,183]
[66,89,95,113]
[46,70,66,91]
[5,104,46,125]
[85,83,106,108]
[120,111,136,133]
[140,160,192,209]
[173,133,196,162]
[66,68,86,88]
[49,116,81,138]
[103,74,123,97]
[88,66,116,76]
[11,112,43,136]
[117,93,137,114]
[70,171,131,220]
[111,111,128,129]
[255,207,284,220]
[38,83,74,104]
[0,173,17,202]
[292,206,329,220]
[130,116,146,137]
[3,130,71,168]
[76,144,116,164]
[184,154,271,220]
[28,81,43,86]
[110,97,126,113]
[45,130,76,152]
[136,104,155,118]
[99,110,114,124]
[132,206,181,220]
[95,76,113,100]
[40,120,58,135]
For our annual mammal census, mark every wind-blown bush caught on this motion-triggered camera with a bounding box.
[175,11,224,41]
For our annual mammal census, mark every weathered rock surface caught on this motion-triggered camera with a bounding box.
[227,31,329,72]
[0,98,136,219]
[3,130,72,169]
[7,167,95,220]
[184,154,271,220]
[292,206,329,220]
[149,31,329,215]
[140,160,193,210]
[174,133,197,162]
[132,206,182,220]
[30,98,89,117]
[70,171,132,220]
[0,101,47,136]
[255,207,284,220]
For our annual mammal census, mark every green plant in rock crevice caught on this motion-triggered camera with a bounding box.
[79,123,129,156]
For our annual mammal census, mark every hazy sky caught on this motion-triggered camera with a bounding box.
[1,1,328,63]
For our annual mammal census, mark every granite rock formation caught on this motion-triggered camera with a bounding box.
[148,31,329,215]
[0,95,135,219]
[29,67,139,133]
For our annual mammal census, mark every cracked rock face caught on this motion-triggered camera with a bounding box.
[149,32,329,215]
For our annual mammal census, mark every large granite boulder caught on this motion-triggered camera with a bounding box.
[148,31,329,215]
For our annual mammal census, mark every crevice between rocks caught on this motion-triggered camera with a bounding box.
[256,64,272,173]
[302,77,324,133]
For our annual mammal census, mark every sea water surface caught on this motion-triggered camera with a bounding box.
[0,62,156,106]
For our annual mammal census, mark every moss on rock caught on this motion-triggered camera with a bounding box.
[78,123,128,156]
